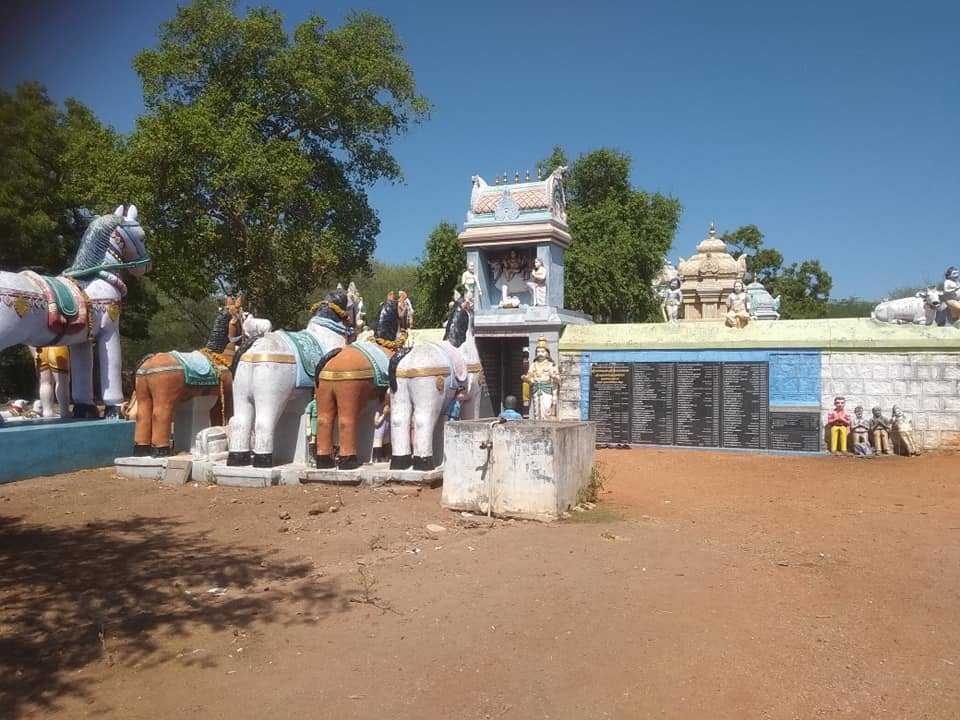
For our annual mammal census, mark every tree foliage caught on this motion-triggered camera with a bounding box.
[126,0,429,327]
[0,83,124,272]
[414,222,465,327]
[349,261,417,318]
[722,225,833,319]
[555,148,681,322]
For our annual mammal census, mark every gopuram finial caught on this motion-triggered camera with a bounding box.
[537,166,543,180]
[514,171,520,183]
[502,171,508,184]
[709,223,716,237]
[494,174,499,186]
[525,170,530,182]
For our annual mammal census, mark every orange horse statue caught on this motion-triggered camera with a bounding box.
[313,299,405,470]
[132,297,244,457]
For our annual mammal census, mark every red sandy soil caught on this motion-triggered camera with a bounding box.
[1,448,959,719]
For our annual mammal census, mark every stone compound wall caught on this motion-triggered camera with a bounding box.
[821,352,960,451]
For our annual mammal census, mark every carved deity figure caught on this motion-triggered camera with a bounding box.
[461,262,482,305]
[522,336,560,420]
[826,395,851,454]
[851,405,870,446]
[943,265,960,324]
[725,279,751,329]
[397,290,414,329]
[891,405,921,456]
[661,277,683,324]
[526,258,547,306]
[868,406,893,455]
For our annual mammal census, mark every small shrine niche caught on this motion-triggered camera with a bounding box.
[677,224,748,321]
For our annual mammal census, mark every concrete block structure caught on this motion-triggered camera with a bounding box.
[442,419,596,521]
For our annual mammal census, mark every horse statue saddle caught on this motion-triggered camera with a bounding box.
[23,271,88,339]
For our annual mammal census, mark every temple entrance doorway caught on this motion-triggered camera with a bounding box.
[477,337,528,416]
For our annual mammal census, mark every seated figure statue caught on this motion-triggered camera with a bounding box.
[868,406,893,455]
[891,405,921,456]
[724,280,751,329]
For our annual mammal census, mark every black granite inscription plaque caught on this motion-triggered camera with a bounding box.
[674,363,721,447]
[630,363,676,445]
[769,411,821,451]
[589,363,632,444]
[720,363,770,449]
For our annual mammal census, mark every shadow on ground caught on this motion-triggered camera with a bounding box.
[0,514,347,717]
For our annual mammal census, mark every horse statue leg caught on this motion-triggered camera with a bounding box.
[70,342,98,418]
[388,380,414,470]
[97,315,124,418]
[227,361,256,465]
[133,372,154,456]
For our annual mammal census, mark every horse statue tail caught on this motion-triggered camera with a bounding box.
[230,336,257,376]
[314,347,343,386]
[388,347,412,393]
[134,353,156,375]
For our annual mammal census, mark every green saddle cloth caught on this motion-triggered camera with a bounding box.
[279,330,326,388]
[41,276,79,317]
[170,351,221,386]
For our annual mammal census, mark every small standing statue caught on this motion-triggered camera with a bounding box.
[522,336,560,420]
[942,265,960,325]
[891,405,921,456]
[661,277,683,325]
[461,261,482,307]
[526,257,548,306]
[868,406,894,455]
[397,290,414,330]
[725,279,751,329]
[371,394,391,463]
[826,395,851,454]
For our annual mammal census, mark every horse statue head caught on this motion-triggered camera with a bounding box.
[204,304,235,354]
[310,287,354,331]
[374,299,403,344]
[64,205,150,282]
[443,291,473,348]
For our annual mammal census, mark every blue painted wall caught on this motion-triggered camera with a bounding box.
[0,419,135,483]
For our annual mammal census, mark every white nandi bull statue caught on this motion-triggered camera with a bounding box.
[871,288,942,325]
[0,206,150,417]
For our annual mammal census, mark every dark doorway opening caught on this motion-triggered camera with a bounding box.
[477,337,527,415]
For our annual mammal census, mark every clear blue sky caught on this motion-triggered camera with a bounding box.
[2,0,958,300]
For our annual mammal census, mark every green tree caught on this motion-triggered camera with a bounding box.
[722,225,833,319]
[415,222,465,327]
[126,0,430,327]
[825,297,876,319]
[0,83,123,272]
[555,148,681,322]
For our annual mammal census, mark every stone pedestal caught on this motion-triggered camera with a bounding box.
[441,419,596,521]
[0,418,135,484]
[210,464,281,487]
[114,455,166,481]
[173,395,218,454]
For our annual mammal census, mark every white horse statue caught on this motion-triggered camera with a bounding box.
[227,288,354,467]
[0,205,150,417]
[388,291,482,471]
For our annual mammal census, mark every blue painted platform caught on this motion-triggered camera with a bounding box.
[0,418,135,483]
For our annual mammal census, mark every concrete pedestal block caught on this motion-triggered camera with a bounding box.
[360,466,443,488]
[162,457,192,485]
[174,396,218,454]
[115,455,167,480]
[299,467,363,486]
[442,420,596,521]
[210,464,280,487]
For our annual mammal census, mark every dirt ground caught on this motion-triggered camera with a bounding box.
[1,448,959,720]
